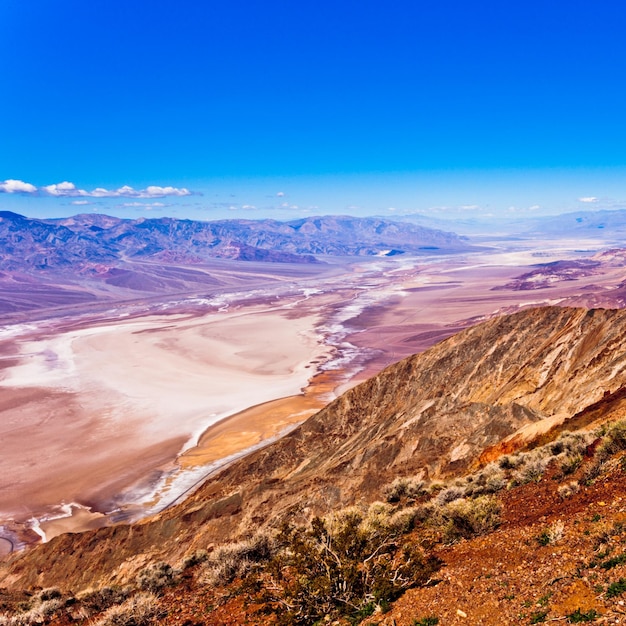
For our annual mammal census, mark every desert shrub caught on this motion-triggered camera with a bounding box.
[499,454,523,470]
[536,521,565,546]
[383,477,427,503]
[181,549,208,570]
[430,495,501,541]
[558,482,580,499]
[412,617,439,626]
[469,463,507,495]
[202,531,275,586]
[512,455,550,485]
[93,592,160,626]
[597,420,626,461]
[434,485,466,506]
[76,587,129,614]
[32,589,61,605]
[559,453,583,475]
[0,597,65,625]
[136,562,176,594]
[266,508,440,625]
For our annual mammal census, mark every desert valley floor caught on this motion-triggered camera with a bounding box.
[1,234,625,550]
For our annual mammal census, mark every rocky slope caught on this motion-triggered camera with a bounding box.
[3,306,626,597]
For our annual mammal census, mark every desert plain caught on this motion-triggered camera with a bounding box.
[1,233,625,548]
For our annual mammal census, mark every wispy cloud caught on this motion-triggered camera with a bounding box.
[0,179,193,198]
[0,179,37,193]
[578,196,598,203]
[71,200,91,205]
[119,202,167,208]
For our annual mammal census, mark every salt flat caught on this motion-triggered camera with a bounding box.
[0,238,622,543]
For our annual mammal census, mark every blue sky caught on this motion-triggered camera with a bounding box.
[2,0,626,220]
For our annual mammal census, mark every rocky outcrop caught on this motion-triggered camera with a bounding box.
[3,306,626,590]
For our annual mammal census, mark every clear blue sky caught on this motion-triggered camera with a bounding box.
[2,0,626,220]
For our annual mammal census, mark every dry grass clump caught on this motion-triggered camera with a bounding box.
[429,495,501,541]
[434,485,465,506]
[135,561,176,594]
[384,476,427,503]
[596,420,626,462]
[201,531,275,586]
[512,454,551,485]
[93,592,160,626]
[464,462,507,496]
[0,589,65,625]
[75,586,129,615]
[180,548,209,570]
[558,481,580,499]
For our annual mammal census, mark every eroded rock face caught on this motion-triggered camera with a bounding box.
[4,306,626,590]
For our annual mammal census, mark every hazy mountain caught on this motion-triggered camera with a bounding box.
[33,212,472,266]
[0,211,475,314]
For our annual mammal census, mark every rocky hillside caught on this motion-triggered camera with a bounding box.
[3,305,626,603]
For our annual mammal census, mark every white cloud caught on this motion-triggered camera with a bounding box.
[578,196,598,203]
[142,185,191,198]
[3,179,194,198]
[0,179,37,193]
[120,202,166,208]
[71,200,91,205]
[276,191,285,197]
[43,181,80,196]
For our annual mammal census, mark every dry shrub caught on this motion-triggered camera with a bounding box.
[136,561,176,594]
[76,586,129,614]
[383,476,427,503]
[597,420,626,461]
[467,463,507,496]
[0,597,64,626]
[512,455,550,485]
[266,507,440,625]
[202,531,275,586]
[435,485,466,506]
[557,481,580,500]
[93,592,160,626]
[180,549,208,570]
[431,495,501,541]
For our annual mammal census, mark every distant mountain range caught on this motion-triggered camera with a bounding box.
[394,207,626,239]
[0,212,473,272]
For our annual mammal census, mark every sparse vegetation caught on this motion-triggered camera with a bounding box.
[412,617,439,626]
[202,531,275,586]
[558,481,580,499]
[136,561,176,594]
[430,495,501,541]
[605,578,626,598]
[384,476,427,503]
[93,592,160,626]
[263,505,441,624]
[566,607,600,622]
